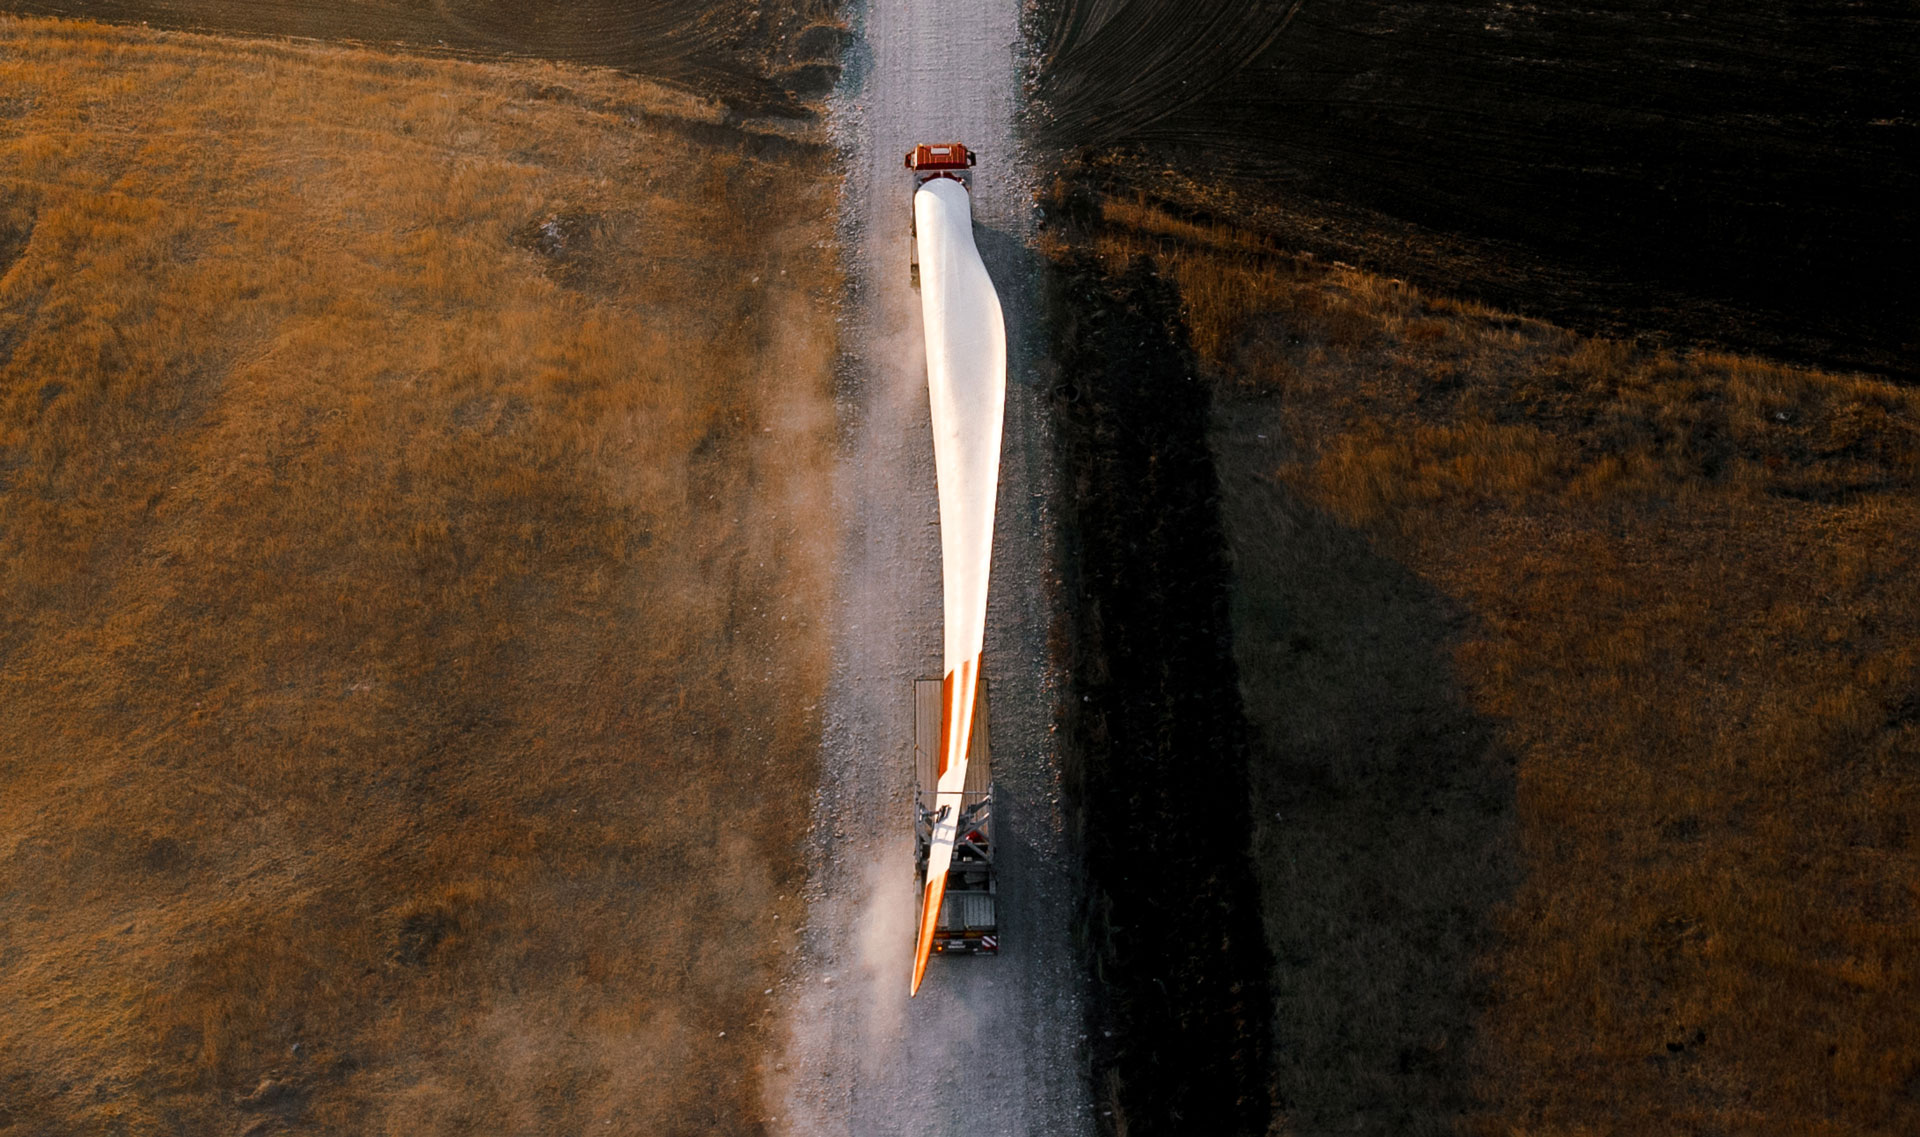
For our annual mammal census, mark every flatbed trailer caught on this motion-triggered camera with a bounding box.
[913,677,997,955]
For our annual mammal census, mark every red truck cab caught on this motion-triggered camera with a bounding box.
[906,142,978,288]
[905,142,976,191]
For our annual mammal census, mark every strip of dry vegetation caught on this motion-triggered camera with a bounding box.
[0,16,836,1134]
[7,0,850,112]
[1051,190,1920,1135]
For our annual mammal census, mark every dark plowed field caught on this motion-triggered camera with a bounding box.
[5,0,847,109]
[1034,0,1918,377]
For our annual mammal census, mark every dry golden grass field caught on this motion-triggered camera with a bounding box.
[1059,196,1920,1135]
[6,0,850,113]
[0,16,837,1134]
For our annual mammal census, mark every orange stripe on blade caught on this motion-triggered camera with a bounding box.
[911,873,947,997]
[939,657,980,781]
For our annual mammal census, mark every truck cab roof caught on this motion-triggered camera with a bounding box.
[904,142,976,171]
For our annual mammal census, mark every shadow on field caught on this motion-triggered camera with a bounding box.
[1046,251,1272,1135]
[1212,406,1520,1134]
[1046,230,1521,1134]
[1051,185,1920,1135]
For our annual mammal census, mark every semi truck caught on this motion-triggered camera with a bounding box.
[903,140,1007,996]
[905,141,975,289]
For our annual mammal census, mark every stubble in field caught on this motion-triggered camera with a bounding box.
[0,17,836,1134]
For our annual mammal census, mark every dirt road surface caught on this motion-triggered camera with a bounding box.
[768,0,1092,1133]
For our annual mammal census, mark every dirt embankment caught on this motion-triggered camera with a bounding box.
[0,19,838,1133]
[1032,0,1918,379]
[3,0,849,112]
[1052,188,1920,1135]
[1041,210,1273,1136]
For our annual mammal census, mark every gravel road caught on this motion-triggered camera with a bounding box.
[767,0,1091,1133]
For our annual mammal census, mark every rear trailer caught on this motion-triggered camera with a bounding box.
[913,677,998,955]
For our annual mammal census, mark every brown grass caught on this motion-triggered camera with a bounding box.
[1057,193,1920,1134]
[0,16,837,1134]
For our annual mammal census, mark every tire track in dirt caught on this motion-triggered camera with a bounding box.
[766,0,1090,1133]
